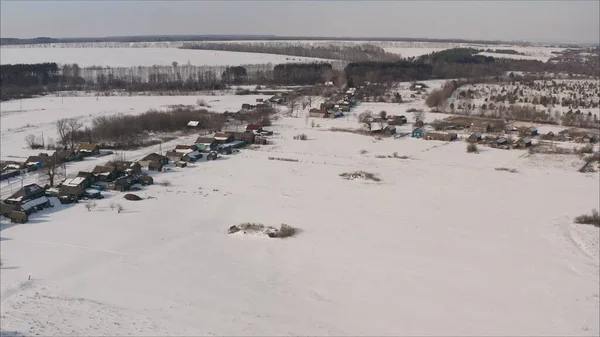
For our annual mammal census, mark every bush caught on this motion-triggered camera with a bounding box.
[340,171,381,182]
[574,209,600,227]
[228,223,299,238]
[160,180,172,187]
[577,144,594,154]
[269,224,298,238]
[293,133,308,140]
[196,99,210,107]
[467,143,478,153]
[495,167,518,173]
[124,193,142,201]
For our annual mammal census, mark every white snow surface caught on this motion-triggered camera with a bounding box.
[0,47,329,67]
[1,91,599,336]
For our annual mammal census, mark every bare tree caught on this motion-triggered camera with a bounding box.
[307,96,313,108]
[289,99,298,117]
[413,110,426,124]
[66,118,83,151]
[56,118,69,148]
[24,134,42,149]
[41,156,63,187]
[85,203,93,212]
[358,110,373,130]
[117,204,124,213]
[379,110,387,120]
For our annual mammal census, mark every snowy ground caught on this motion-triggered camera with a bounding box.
[1,92,599,336]
[0,47,329,67]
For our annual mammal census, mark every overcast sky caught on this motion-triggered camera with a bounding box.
[1,1,598,43]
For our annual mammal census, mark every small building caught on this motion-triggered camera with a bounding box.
[111,161,142,176]
[182,151,202,162]
[520,126,539,137]
[174,145,197,153]
[214,132,234,144]
[59,176,91,198]
[514,137,532,149]
[145,161,164,172]
[141,153,169,166]
[256,98,264,103]
[78,143,100,156]
[576,134,599,144]
[195,137,216,151]
[1,170,20,181]
[246,124,263,132]
[112,175,139,192]
[3,183,52,215]
[387,115,407,126]
[425,132,458,142]
[187,120,201,128]
[165,151,184,163]
[53,150,82,163]
[25,155,52,170]
[541,131,555,140]
[92,165,119,182]
[467,132,483,143]
[309,108,327,118]
[412,128,424,138]
[231,131,256,144]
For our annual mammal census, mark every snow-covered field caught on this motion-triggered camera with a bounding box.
[1,89,599,336]
[0,47,329,67]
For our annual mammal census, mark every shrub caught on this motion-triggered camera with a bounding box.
[160,180,172,187]
[124,193,142,201]
[340,171,381,182]
[574,209,600,227]
[359,149,368,154]
[495,167,518,173]
[196,99,210,107]
[467,143,478,153]
[269,224,298,238]
[116,204,124,213]
[577,144,594,154]
[293,134,308,140]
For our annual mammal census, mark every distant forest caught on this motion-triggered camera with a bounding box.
[1,48,597,101]
[0,35,513,46]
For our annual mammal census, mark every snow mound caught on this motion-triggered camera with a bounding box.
[569,223,600,261]
[339,171,381,182]
[1,292,161,336]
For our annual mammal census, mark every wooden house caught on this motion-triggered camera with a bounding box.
[195,137,216,151]
[425,132,458,142]
[141,153,169,166]
[112,175,140,192]
[246,124,263,132]
[231,131,256,144]
[387,115,407,126]
[174,145,197,153]
[165,151,184,163]
[467,132,483,143]
[92,165,119,182]
[3,183,52,215]
[111,161,142,176]
[53,150,82,163]
[59,176,91,198]
[25,154,53,170]
[309,108,327,118]
[77,143,100,156]
[214,132,234,144]
[514,137,532,149]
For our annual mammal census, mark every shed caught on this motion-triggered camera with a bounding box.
[78,143,100,156]
[412,128,424,138]
[141,153,169,165]
[112,161,142,175]
[309,108,326,118]
[92,165,119,182]
[214,132,234,143]
[231,131,256,144]
[165,151,184,162]
[514,137,532,148]
[195,137,216,151]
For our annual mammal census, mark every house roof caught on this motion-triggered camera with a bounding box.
[195,137,214,144]
[142,153,168,162]
[165,151,183,158]
[214,132,233,140]
[63,176,88,187]
[187,121,200,127]
[6,184,44,202]
[53,150,75,159]
[20,196,49,211]
[78,143,99,152]
[92,165,116,174]
[246,124,262,130]
[25,155,52,164]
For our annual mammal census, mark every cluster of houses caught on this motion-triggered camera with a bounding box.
[0,123,274,224]
[238,95,287,113]
[309,87,359,118]
[1,144,103,182]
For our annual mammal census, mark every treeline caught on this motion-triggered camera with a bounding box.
[180,42,401,62]
[0,63,62,100]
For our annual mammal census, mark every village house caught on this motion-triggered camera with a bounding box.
[246,124,263,133]
[141,153,169,166]
[425,132,458,142]
[53,150,82,163]
[194,137,216,151]
[92,165,119,182]
[174,145,197,153]
[387,115,407,126]
[467,132,483,143]
[575,134,599,144]
[77,143,100,157]
[514,137,533,149]
[112,175,140,192]
[59,176,92,198]
[520,126,539,137]
[25,154,53,170]
[231,131,256,144]
[3,183,52,216]
[165,151,184,163]
[111,161,142,176]
[309,108,327,118]
[187,120,201,128]
[214,132,234,144]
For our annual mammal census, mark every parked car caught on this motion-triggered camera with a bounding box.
[59,194,79,204]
